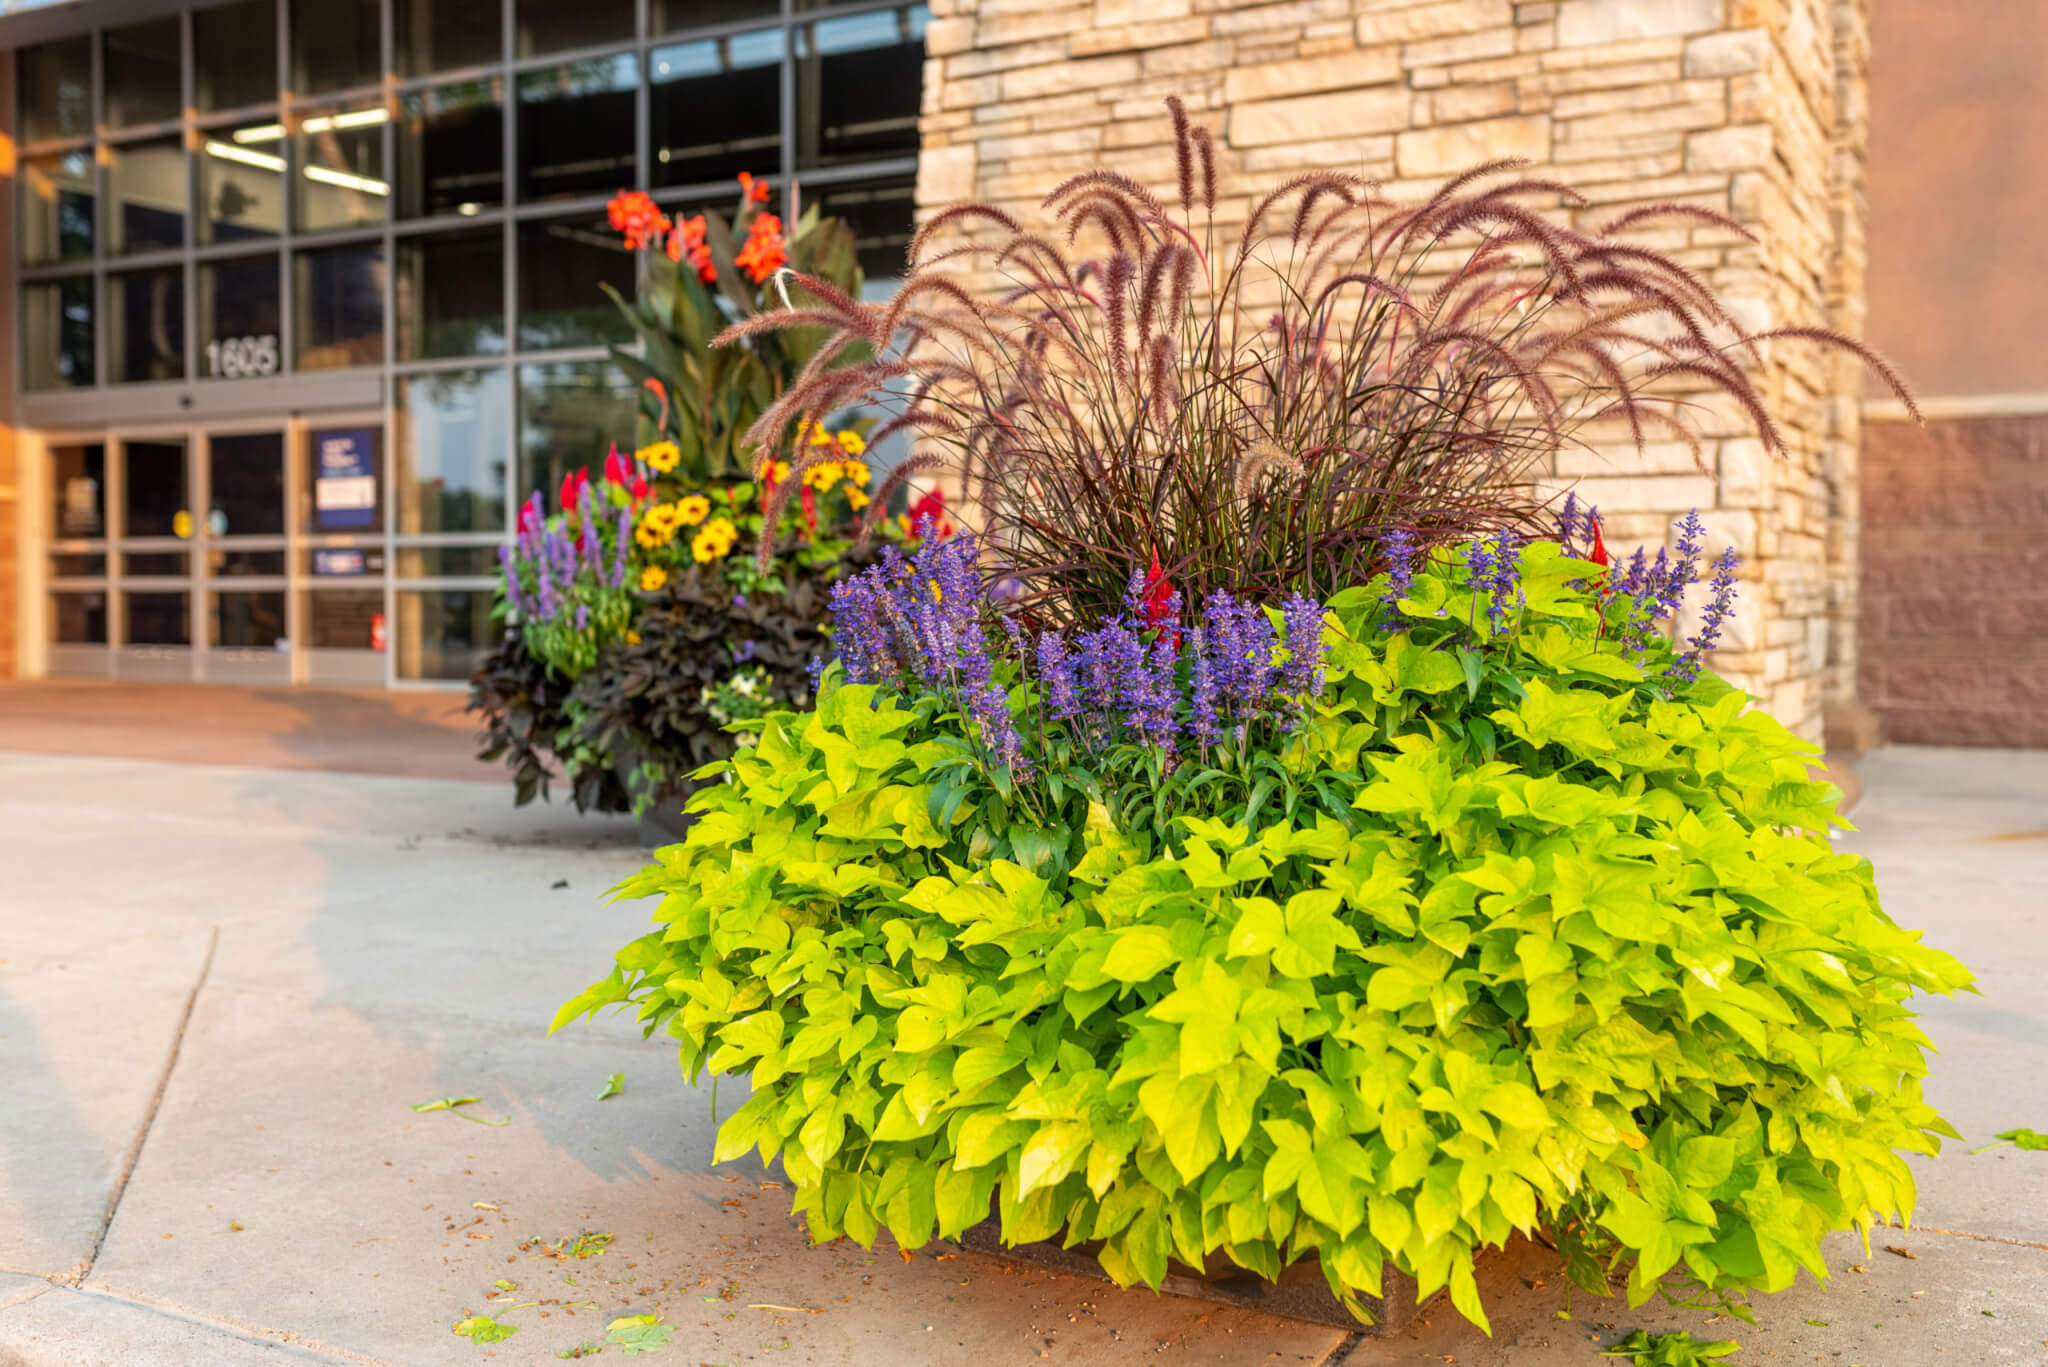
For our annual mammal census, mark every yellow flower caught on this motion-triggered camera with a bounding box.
[803,460,844,492]
[760,459,790,487]
[842,458,872,487]
[834,430,866,456]
[675,494,710,526]
[639,565,669,592]
[623,630,642,646]
[691,517,738,564]
[847,487,870,511]
[796,420,833,447]
[636,440,681,473]
[634,521,670,549]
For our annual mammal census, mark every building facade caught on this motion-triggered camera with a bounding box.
[0,0,926,686]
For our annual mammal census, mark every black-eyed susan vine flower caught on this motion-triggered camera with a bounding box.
[691,517,739,564]
[674,495,710,526]
[639,565,669,592]
[637,440,681,474]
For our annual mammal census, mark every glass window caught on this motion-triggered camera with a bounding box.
[396,0,503,75]
[395,545,502,577]
[198,126,286,242]
[208,432,287,536]
[396,80,504,218]
[515,0,635,58]
[53,593,110,645]
[651,30,784,188]
[51,443,108,539]
[125,551,190,576]
[812,175,917,282]
[108,137,189,254]
[397,588,500,680]
[21,150,96,264]
[19,37,91,144]
[517,56,637,201]
[653,0,779,34]
[397,227,506,359]
[196,0,280,113]
[292,0,381,96]
[23,279,96,390]
[303,588,383,647]
[104,17,183,129]
[109,267,187,384]
[395,367,510,534]
[517,360,636,509]
[125,591,192,646]
[200,258,284,379]
[212,549,288,576]
[303,547,387,578]
[296,105,390,232]
[517,213,634,350]
[295,244,385,369]
[123,440,190,538]
[52,553,110,577]
[796,6,928,169]
[212,591,289,648]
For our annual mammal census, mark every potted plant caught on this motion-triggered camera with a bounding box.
[552,104,1965,1330]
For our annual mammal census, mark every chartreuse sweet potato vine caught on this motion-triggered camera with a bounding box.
[554,540,1971,1329]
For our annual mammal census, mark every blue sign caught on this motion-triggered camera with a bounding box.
[313,549,368,577]
[313,428,378,531]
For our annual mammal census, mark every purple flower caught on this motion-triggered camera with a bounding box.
[1557,491,1582,556]
[1482,530,1521,634]
[1280,592,1325,702]
[611,507,632,589]
[1657,510,1705,620]
[1673,547,1739,681]
[1037,631,1081,722]
[1189,643,1221,747]
[498,544,527,617]
[1380,529,1416,630]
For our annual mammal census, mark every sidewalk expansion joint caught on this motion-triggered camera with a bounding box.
[1907,1224,2048,1253]
[70,1284,397,1366]
[62,925,219,1289]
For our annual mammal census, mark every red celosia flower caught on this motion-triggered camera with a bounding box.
[559,466,590,511]
[606,191,670,252]
[517,498,541,534]
[603,443,631,486]
[1587,513,1610,569]
[630,475,651,502]
[907,489,951,541]
[738,171,772,204]
[1140,551,1176,633]
[734,213,787,285]
[800,485,817,537]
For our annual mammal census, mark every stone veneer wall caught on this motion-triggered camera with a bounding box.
[914,0,1872,741]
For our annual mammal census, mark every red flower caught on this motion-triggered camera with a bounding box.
[738,171,772,204]
[800,485,818,537]
[1587,513,1610,569]
[907,489,952,541]
[606,191,670,252]
[603,443,631,486]
[630,475,651,502]
[517,498,542,535]
[1139,551,1178,637]
[734,213,788,285]
[559,466,590,511]
[668,215,716,285]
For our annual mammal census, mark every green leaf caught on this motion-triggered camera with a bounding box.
[452,1308,530,1343]
[410,1096,510,1126]
[605,1313,676,1355]
[596,1072,626,1102]
[1101,928,1177,983]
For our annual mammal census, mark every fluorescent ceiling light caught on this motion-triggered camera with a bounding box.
[232,123,285,144]
[204,140,285,172]
[303,165,390,196]
[231,108,388,144]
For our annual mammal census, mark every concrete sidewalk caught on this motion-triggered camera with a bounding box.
[1,746,2044,1366]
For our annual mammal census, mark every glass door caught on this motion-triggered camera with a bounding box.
[114,432,197,681]
[296,415,391,686]
[46,439,113,677]
[201,428,292,683]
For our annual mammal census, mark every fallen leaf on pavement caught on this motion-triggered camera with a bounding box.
[1883,1245,1916,1260]
[597,1073,626,1102]
[749,1305,823,1314]
[410,1096,510,1126]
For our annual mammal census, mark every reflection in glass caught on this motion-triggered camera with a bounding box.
[199,129,285,242]
[651,31,784,188]
[23,279,96,390]
[296,106,390,232]
[196,0,280,112]
[104,17,182,128]
[517,361,636,510]
[812,176,917,281]
[292,0,382,96]
[397,589,501,680]
[304,589,384,648]
[209,432,287,536]
[517,57,637,201]
[109,138,189,254]
[395,545,503,577]
[213,549,289,577]
[125,551,190,576]
[125,592,192,646]
[109,267,187,384]
[397,228,506,359]
[397,80,505,218]
[396,367,510,534]
[200,259,284,379]
[212,592,289,648]
[515,0,634,58]
[653,0,779,33]
[53,593,110,645]
[295,245,386,369]
[21,151,96,263]
[396,0,504,74]
[517,215,634,350]
[53,553,110,577]
[51,444,108,538]
[19,37,91,143]
[124,440,190,538]
[796,6,928,169]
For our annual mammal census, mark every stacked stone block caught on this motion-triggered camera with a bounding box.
[916,0,1871,740]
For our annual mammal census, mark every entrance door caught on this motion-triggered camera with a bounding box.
[201,427,292,684]
[114,433,197,682]
[296,416,390,686]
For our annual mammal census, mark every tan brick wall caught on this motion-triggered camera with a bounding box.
[917,0,1873,740]
[1859,415,2048,749]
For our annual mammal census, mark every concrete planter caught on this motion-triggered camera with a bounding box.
[955,1218,1447,1334]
